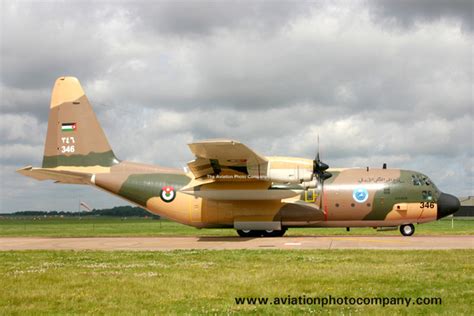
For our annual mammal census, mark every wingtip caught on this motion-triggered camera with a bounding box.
[16,165,34,177]
[16,165,33,173]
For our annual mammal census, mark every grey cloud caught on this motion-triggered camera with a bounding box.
[368,0,473,32]
[1,86,50,120]
[85,25,470,126]
[0,1,126,89]
[0,144,43,166]
[102,106,472,166]
[2,0,470,119]
[0,113,46,145]
[130,0,311,37]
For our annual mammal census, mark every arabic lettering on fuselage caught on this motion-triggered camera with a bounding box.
[357,177,402,184]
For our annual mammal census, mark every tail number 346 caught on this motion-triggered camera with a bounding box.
[420,202,435,209]
[60,137,75,153]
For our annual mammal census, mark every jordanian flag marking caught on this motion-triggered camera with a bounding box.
[61,123,77,132]
[160,186,176,203]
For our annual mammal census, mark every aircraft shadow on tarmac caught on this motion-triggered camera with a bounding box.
[195,235,383,242]
[197,236,254,242]
[195,235,443,242]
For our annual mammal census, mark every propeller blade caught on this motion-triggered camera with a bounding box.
[321,172,332,180]
[317,161,329,172]
[312,134,331,181]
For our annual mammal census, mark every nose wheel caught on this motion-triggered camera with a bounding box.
[399,224,415,236]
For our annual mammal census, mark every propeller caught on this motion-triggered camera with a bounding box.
[312,135,332,182]
[309,135,332,213]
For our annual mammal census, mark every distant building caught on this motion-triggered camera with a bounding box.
[455,196,474,217]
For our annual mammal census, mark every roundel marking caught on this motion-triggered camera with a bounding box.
[160,186,176,203]
[352,187,369,203]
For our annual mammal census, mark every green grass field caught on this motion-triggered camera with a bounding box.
[0,250,472,315]
[0,217,472,237]
[1,217,472,314]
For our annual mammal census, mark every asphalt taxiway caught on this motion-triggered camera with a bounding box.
[0,236,472,250]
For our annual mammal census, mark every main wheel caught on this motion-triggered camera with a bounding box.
[236,229,287,237]
[399,224,415,236]
[262,229,287,237]
[236,229,254,237]
[236,230,264,237]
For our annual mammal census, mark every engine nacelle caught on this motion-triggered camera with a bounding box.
[265,157,314,184]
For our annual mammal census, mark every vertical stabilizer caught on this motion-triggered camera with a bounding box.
[42,77,118,169]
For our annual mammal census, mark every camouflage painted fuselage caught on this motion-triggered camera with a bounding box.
[91,159,440,229]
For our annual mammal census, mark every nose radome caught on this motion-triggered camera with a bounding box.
[437,193,461,219]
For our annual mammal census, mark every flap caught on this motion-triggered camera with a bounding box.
[187,139,268,179]
[188,139,267,164]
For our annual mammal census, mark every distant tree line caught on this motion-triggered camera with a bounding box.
[7,206,160,218]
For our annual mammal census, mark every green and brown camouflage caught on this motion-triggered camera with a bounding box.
[42,77,119,170]
[17,77,461,237]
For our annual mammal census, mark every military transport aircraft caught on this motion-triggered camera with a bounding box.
[18,77,461,237]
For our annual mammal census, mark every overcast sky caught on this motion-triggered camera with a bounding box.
[0,0,472,212]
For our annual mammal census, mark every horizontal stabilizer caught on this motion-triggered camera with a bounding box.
[16,166,92,185]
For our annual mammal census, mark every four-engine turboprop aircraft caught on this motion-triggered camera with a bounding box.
[17,77,461,237]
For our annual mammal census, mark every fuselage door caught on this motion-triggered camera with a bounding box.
[190,197,201,222]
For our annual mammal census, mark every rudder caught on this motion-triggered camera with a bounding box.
[42,77,119,169]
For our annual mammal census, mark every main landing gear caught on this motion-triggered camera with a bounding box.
[236,229,287,238]
[399,224,415,236]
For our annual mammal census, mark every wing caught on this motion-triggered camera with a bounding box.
[187,139,268,179]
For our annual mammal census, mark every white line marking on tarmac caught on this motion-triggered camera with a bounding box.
[332,237,411,244]
[284,242,302,246]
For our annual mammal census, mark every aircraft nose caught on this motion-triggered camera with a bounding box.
[437,193,461,219]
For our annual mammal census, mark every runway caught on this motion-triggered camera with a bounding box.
[0,236,472,250]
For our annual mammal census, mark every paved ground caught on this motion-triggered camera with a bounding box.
[0,236,472,250]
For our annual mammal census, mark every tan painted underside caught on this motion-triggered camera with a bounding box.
[385,203,438,223]
[49,166,111,173]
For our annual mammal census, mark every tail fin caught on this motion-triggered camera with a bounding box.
[42,77,118,169]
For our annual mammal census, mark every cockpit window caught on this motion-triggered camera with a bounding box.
[412,174,432,186]
[412,174,422,186]
[422,190,433,200]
